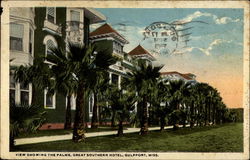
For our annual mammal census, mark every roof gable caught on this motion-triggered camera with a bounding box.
[90,23,128,43]
[128,45,155,59]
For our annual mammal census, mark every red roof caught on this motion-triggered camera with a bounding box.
[90,23,128,43]
[128,45,154,58]
[161,71,195,80]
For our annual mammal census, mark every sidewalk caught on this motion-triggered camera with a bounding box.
[15,126,174,146]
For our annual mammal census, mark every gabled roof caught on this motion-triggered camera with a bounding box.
[90,23,128,44]
[128,45,155,60]
[161,71,195,80]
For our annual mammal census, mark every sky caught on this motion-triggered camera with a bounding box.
[91,8,244,108]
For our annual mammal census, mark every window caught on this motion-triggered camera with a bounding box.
[43,35,57,64]
[20,82,29,105]
[10,23,23,51]
[44,89,56,109]
[111,74,119,86]
[9,73,31,106]
[46,39,55,56]
[113,41,123,54]
[9,74,16,106]
[89,94,94,113]
[29,29,33,55]
[70,10,80,31]
[47,7,55,23]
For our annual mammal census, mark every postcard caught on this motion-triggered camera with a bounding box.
[0,0,249,159]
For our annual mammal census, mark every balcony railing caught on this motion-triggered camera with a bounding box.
[43,20,62,36]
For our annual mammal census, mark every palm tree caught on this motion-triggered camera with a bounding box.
[126,60,163,135]
[10,103,46,149]
[151,80,170,131]
[46,47,78,129]
[165,80,186,129]
[90,72,110,128]
[51,43,116,142]
[192,82,209,126]
[186,82,199,128]
[104,83,120,128]
[208,87,221,125]
[13,59,53,106]
[108,87,137,136]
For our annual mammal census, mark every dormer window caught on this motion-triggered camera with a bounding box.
[47,7,56,24]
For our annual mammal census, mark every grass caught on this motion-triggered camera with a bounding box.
[17,127,119,138]
[13,123,243,152]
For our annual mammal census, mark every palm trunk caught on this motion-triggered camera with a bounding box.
[219,110,223,124]
[117,120,123,136]
[212,103,216,125]
[140,96,148,135]
[91,93,98,128]
[98,105,102,125]
[208,100,211,124]
[73,83,86,142]
[190,102,194,128]
[64,95,72,129]
[205,103,208,126]
[173,103,180,130]
[183,114,186,128]
[9,134,15,150]
[160,116,165,132]
[31,84,36,106]
[199,104,203,126]
[111,107,116,127]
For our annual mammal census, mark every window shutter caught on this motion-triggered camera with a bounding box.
[47,7,55,17]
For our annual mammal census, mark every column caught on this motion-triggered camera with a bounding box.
[118,75,121,89]
[109,72,112,84]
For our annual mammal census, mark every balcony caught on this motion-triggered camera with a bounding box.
[43,20,62,36]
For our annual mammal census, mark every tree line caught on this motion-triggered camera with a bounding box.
[10,43,240,146]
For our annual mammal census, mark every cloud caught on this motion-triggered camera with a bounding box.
[179,11,241,25]
[195,39,233,56]
[215,17,240,24]
[182,11,212,22]
[174,39,233,56]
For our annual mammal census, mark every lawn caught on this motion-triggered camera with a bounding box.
[13,123,243,152]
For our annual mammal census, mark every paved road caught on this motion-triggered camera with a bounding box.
[15,126,175,146]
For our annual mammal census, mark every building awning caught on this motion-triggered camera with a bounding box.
[84,8,106,24]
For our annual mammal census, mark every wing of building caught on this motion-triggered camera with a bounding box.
[128,44,156,66]
[161,71,196,83]
[9,7,106,129]
[90,23,133,88]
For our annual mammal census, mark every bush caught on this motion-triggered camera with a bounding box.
[10,103,46,148]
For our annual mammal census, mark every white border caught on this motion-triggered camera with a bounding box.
[1,1,249,160]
